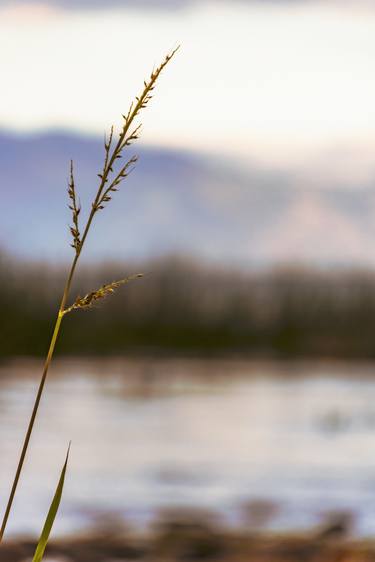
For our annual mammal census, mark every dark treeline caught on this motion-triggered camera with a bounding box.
[2,252,375,358]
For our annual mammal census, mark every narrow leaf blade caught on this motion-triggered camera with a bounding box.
[32,444,70,562]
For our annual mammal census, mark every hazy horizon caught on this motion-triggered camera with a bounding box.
[1,0,375,268]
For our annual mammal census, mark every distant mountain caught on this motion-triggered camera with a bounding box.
[1,130,375,268]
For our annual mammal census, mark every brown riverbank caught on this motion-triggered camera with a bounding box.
[2,522,375,562]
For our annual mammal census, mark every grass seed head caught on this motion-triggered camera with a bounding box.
[67,160,81,254]
[63,274,143,315]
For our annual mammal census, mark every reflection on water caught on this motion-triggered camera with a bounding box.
[1,358,375,537]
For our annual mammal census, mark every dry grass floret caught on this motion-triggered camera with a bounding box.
[63,274,144,314]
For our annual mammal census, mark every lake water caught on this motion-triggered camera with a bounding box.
[1,357,375,537]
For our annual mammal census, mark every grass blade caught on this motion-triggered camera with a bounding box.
[32,444,70,562]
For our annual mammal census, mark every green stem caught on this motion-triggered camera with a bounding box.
[0,315,62,541]
[0,266,73,542]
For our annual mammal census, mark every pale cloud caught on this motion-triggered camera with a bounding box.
[0,2,61,20]
[0,0,374,11]
[2,0,375,16]
[0,0,192,10]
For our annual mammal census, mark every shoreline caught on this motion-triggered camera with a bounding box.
[2,525,374,562]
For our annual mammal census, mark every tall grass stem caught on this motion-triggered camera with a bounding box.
[0,47,178,542]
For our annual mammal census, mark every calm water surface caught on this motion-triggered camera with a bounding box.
[1,358,375,537]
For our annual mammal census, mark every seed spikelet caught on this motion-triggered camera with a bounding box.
[63,274,143,315]
[67,160,81,254]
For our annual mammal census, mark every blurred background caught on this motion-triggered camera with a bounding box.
[2,0,375,559]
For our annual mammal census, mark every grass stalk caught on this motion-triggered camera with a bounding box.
[0,47,178,542]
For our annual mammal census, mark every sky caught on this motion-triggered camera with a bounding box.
[0,0,374,180]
